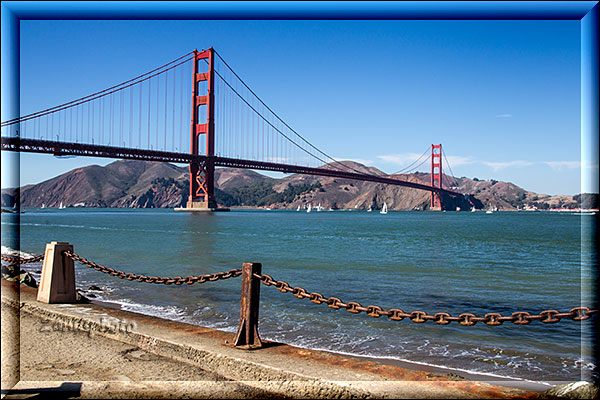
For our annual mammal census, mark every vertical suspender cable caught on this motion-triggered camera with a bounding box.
[120,90,123,146]
[164,69,168,151]
[148,78,151,148]
[91,100,94,144]
[179,62,183,152]
[138,81,142,148]
[156,72,160,150]
[172,68,176,152]
[129,83,133,147]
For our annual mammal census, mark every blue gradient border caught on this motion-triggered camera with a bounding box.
[1,0,598,386]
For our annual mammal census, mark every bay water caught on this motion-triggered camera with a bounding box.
[2,209,597,387]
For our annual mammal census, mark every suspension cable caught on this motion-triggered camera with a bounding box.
[391,146,431,175]
[212,50,368,176]
[441,147,460,188]
[2,51,194,127]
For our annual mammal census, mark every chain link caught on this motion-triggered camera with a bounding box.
[63,251,241,285]
[3,252,597,326]
[254,273,598,326]
[1,253,45,264]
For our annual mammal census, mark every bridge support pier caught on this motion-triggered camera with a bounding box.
[175,201,229,212]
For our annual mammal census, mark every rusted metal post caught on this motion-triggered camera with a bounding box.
[234,262,263,349]
[37,241,76,304]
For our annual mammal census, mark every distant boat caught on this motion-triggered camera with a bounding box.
[328,207,333,212]
[297,205,301,211]
[41,204,46,209]
[456,207,461,211]
[367,206,372,212]
[307,204,312,213]
[59,202,65,209]
[316,203,322,212]
[380,202,388,214]
[486,205,493,214]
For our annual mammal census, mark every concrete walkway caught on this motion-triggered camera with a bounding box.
[1,280,542,399]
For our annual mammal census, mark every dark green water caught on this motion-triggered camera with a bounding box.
[2,209,597,385]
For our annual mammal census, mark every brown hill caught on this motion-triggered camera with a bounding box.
[10,160,270,209]
[2,159,593,211]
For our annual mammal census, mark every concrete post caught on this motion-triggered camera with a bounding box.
[37,241,76,304]
[234,262,263,349]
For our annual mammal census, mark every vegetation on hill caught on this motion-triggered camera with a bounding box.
[216,181,323,207]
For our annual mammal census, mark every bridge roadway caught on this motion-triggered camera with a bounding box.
[1,137,463,198]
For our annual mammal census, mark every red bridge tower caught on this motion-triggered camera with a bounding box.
[177,48,227,212]
[430,144,442,210]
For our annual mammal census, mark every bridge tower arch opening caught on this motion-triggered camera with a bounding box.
[430,144,442,210]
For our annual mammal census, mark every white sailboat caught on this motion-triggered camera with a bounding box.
[380,202,388,214]
[367,206,372,212]
[306,204,312,213]
[58,202,65,209]
[297,205,301,211]
[41,204,46,209]
[316,203,322,212]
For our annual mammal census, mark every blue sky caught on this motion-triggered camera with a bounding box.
[2,18,590,195]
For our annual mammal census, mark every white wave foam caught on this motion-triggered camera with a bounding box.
[1,245,38,259]
[258,335,555,388]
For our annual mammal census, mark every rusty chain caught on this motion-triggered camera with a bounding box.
[254,273,598,326]
[3,252,597,325]
[1,253,45,264]
[3,251,242,285]
[62,251,241,285]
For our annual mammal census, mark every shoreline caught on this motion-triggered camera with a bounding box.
[87,295,553,393]
[3,243,592,392]
[2,280,542,398]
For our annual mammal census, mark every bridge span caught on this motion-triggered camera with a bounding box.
[0,136,464,199]
[1,47,469,210]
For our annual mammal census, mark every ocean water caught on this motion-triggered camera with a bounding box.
[2,208,597,386]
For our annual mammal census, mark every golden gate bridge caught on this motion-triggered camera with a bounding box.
[1,47,469,211]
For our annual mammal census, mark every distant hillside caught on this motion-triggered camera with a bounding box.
[2,159,597,211]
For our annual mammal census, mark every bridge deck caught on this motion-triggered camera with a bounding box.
[1,137,462,197]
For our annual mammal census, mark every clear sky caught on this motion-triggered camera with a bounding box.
[2,17,590,195]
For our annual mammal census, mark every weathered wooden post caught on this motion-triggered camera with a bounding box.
[37,241,77,304]
[234,262,263,349]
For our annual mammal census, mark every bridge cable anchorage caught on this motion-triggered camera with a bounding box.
[211,51,370,176]
[1,51,194,128]
[252,272,598,326]
[61,251,241,285]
